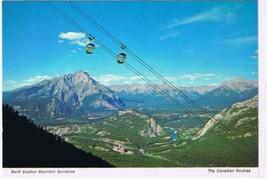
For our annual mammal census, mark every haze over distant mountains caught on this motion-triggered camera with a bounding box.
[3,71,258,122]
[109,77,257,95]
[110,77,257,110]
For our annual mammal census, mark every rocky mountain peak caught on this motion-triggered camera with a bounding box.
[59,71,91,86]
[4,71,124,121]
[73,70,90,76]
[73,70,90,80]
[220,77,257,92]
[226,77,247,82]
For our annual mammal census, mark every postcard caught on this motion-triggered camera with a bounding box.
[1,0,265,178]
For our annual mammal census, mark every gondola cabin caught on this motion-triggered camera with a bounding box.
[86,43,96,54]
[117,53,127,64]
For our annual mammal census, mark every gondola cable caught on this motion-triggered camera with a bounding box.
[124,62,257,163]
[66,1,257,155]
[44,1,257,161]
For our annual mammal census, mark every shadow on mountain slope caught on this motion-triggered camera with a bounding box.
[2,104,113,168]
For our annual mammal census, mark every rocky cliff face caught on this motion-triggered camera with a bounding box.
[117,110,163,138]
[140,117,163,137]
[192,95,258,140]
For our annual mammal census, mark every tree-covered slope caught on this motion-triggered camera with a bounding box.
[134,96,258,167]
[2,104,113,167]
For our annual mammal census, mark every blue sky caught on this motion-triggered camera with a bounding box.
[3,1,258,91]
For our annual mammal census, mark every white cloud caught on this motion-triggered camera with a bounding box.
[3,80,17,85]
[92,73,224,87]
[188,81,195,85]
[95,73,220,86]
[168,7,224,28]
[251,72,257,75]
[58,32,88,47]
[159,32,181,41]
[72,50,77,53]
[70,39,88,47]
[182,48,195,53]
[94,74,144,86]
[180,73,216,81]
[216,28,255,41]
[250,55,257,60]
[23,75,51,84]
[225,12,237,24]
[59,32,86,41]
[3,75,51,91]
[167,5,241,29]
[250,49,258,60]
[65,54,73,58]
[220,35,257,46]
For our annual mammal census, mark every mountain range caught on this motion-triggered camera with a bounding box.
[110,77,257,110]
[3,71,258,122]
